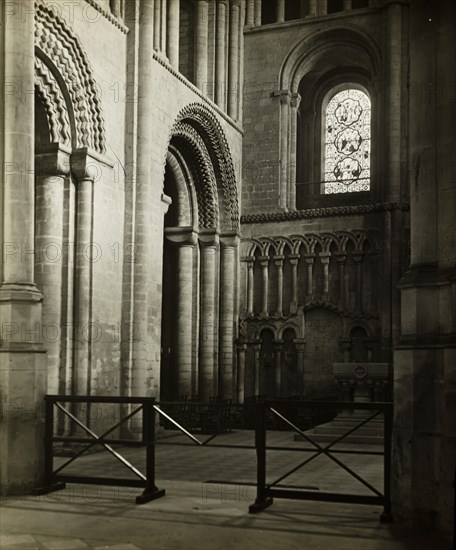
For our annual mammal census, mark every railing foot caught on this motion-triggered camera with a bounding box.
[249,497,273,514]
[32,481,66,496]
[135,487,166,505]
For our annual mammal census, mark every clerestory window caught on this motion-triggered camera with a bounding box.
[323,88,371,194]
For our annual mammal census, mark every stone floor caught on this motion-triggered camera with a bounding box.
[1,429,452,549]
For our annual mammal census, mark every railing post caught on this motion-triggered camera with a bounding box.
[33,397,66,495]
[249,402,273,513]
[136,398,166,504]
[380,404,394,523]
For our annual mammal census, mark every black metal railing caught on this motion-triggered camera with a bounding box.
[248,400,393,522]
[33,395,165,504]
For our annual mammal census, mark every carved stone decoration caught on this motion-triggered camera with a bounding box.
[35,0,106,154]
[171,123,219,229]
[173,103,240,230]
[35,57,71,146]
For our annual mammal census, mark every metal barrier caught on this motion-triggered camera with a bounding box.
[33,395,165,504]
[248,400,393,522]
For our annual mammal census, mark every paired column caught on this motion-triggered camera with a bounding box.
[295,340,306,395]
[160,0,167,54]
[288,93,301,211]
[246,257,255,315]
[166,229,198,397]
[304,254,315,297]
[254,0,261,26]
[167,0,180,68]
[111,0,122,17]
[219,233,239,399]
[276,0,285,22]
[246,0,254,25]
[317,0,327,16]
[215,0,227,109]
[276,90,290,211]
[259,256,269,317]
[274,255,284,317]
[353,254,363,313]
[228,0,241,119]
[335,252,346,310]
[319,252,331,297]
[308,0,317,16]
[35,144,71,395]
[195,0,209,91]
[71,150,98,406]
[199,230,219,401]
[289,254,300,312]
[154,0,161,51]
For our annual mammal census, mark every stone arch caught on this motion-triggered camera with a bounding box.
[279,26,381,93]
[35,0,106,153]
[172,103,239,231]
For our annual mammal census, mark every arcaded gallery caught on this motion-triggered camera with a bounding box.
[0,0,454,548]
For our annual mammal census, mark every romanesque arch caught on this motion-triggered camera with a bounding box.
[33,1,108,405]
[161,104,240,401]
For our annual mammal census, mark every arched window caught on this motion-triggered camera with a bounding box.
[323,88,371,194]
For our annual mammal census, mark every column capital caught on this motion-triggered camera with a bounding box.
[273,255,285,266]
[35,143,72,177]
[273,89,292,105]
[258,256,270,267]
[290,92,301,109]
[304,253,315,264]
[334,252,347,263]
[198,228,220,246]
[161,193,172,214]
[165,226,198,246]
[70,147,114,182]
[220,231,241,247]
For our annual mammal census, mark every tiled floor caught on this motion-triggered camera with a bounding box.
[1,429,452,549]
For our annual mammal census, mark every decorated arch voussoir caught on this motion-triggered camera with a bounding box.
[174,103,240,231]
[35,0,106,153]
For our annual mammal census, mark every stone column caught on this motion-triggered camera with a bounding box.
[166,229,198,397]
[277,90,290,211]
[289,254,300,313]
[70,150,98,409]
[237,344,247,403]
[353,254,363,313]
[0,0,46,493]
[228,0,241,119]
[308,0,317,16]
[167,0,180,69]
[288,93,301,211]
[246,0,254,25]
[219,233,239,398]
[295,340,305,395]
[317,0,327,16]
[259,256,269,317]
[253,342,261,396]
[335,252,346,310]
[35,144,71,395]
[254,0,261,26]
[132,0,156,404]
[343,0,352,10]
[247,257,254,315]
[195,0,209,91]
[154,0,161,50]
[273,341,282,397]
[304,254,315,297]
[160,0,167,54]
[274,255,284,317]
[386,0,402,203]
[215,0,227,109]
[276,0,285,22]
[111,0,121,17]
[198,230,219,401]
[319,252,330,297]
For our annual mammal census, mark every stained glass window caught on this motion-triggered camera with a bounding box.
[323,89,371,194]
